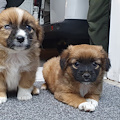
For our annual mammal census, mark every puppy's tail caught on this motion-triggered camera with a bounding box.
[41,83,47,90]
[32,86,40,95]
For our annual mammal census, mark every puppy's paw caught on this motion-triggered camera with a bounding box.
[32,87,40,95]
[17,87,33,101]
[17,94,32,101]
[41,83,47,90]
[0,97,7,104]
[86,99,98,107]
[78,102,95,112]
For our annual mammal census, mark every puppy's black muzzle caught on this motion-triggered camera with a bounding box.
[82,72,91,82]
[73,69,98,83]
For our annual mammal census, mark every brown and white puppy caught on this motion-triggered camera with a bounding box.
[0,7,43,104]
[42,44,111,112]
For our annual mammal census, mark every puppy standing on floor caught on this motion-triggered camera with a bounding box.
[42,44,111,112]
[0,7,43,104]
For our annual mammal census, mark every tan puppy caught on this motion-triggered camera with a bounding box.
[42,44,111,112]
[0,7,43,104]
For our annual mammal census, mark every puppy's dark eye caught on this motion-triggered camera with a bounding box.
[26,25,32,31]
[72,61,80,69]
[93,62,99,69]
[4,25,11,30]
[92,62,98,66]
[74,61,80,67]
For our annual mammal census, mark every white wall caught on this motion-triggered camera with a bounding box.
[107,0,120,82]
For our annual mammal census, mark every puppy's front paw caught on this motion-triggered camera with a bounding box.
[78,102,95,112]
[0,97,7,104]
[17,87,33,101]
[86,99,98,107]
[32,87,40,95]
[17,94,32,101]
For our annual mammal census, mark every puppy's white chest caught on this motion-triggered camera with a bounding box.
[6,51,30,91]
[6,66,20,91]
[80,84,91,97]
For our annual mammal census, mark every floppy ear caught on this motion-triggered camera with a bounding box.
[99,46,111,71]
[60,49,69,70]
[105,58,111,72]
[60,45,73,70]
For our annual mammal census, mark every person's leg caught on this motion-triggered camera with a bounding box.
[87,0,111,52]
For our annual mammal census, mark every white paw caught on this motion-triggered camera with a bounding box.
[41,85,47,90]
[0,97,7,104]
[17,94,32,101]
[33,88,40,95]
[17,87,33,101]
[86,99,98,107]
[78,102,95,112]
[41,84,47,90]
[35,88,40,94]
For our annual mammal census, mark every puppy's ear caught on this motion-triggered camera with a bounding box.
[60,49,69,70]
[36,21,44,44]
[99,46,111,71]
[105,58,111,72]
[60,45,73,70]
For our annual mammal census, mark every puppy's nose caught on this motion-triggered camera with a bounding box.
[82,73,91,79]
[16,36,25,43]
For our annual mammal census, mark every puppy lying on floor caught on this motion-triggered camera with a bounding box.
[42,44,111,112]
[0,7,43,104]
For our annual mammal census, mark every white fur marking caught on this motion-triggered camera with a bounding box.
[17,86,33,100]
[0,97,7,104]
[6,51,30,91]
[0,66,5,72]
[86,99,98,107]
[17,29,26,37]
[80,84,91,97]
[15,8,24,24]
[14,29,28,50]
[6,67,20,91]
[35,88,40,94]
[78,102,95,112]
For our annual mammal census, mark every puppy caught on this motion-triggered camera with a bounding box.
[0,7,43,104]
[42,44,111,112]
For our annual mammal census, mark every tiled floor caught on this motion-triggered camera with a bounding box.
[37,49,120,88]
[104,79,120,87]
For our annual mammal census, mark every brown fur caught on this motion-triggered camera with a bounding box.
[0,7,43,102]
[42,44,110,109]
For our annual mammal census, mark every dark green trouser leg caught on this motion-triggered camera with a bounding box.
[87,0,111,52]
